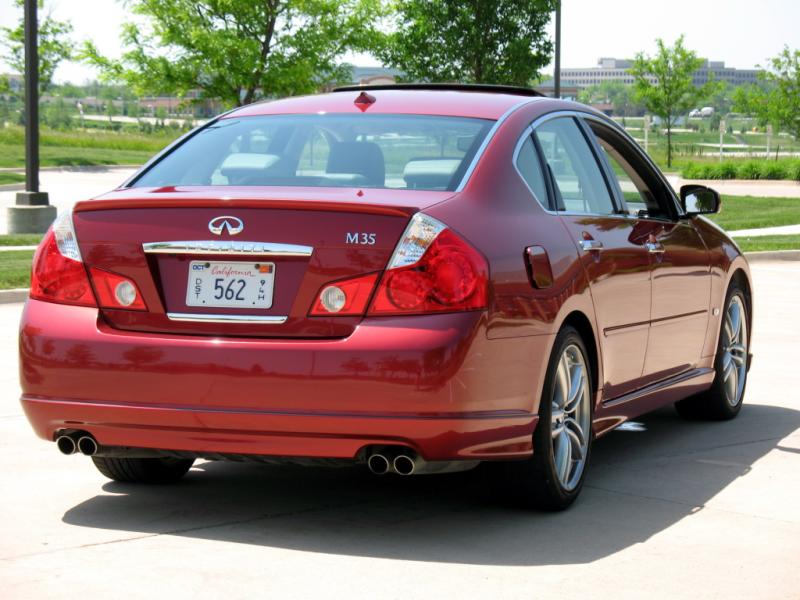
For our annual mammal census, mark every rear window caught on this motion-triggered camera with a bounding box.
[132,114,493,192]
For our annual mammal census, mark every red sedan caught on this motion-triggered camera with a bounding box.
[20,84,752,509]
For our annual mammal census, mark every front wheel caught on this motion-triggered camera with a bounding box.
[507,326,594,510]
[91,456,195,484]
[675,284,749,420]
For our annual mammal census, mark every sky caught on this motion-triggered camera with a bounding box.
[1,0,799,84]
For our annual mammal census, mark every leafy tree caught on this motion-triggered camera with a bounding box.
[82,0,383,107]
[0,0,74,94]
[377,0,556,85]
[577,81,644,117]
[630,35,708,167]
[733,47,800,140]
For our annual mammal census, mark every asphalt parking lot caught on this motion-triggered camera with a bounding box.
[1,260,798,599]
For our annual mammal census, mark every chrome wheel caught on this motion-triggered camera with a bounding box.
[721,295,748,407]
[551,343,591,491]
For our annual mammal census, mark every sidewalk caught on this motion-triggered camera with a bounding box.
[665,175,800,198]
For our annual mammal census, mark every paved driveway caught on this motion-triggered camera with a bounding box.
[0,261,798,599]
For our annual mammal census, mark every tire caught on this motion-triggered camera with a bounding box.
[91,456,194,484]
[506,325,594,510]
[675,283,750,420]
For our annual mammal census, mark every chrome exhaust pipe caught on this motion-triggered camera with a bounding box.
[393,453,418,476]
[77,436,98,456]
[367,453,390,475]
[56,435,77,455]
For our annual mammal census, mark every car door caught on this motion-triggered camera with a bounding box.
[531,115,653,399]
[584,118,712,385]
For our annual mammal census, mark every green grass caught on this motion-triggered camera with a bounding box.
[735,234,800,252]
[0,250,34,289]
[0,172,25,185]
[0,125,179,168]
[707,196,800,231]
[0,234,42,246]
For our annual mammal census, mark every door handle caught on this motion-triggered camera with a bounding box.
[579,239,603,252]
[646,241,665,254]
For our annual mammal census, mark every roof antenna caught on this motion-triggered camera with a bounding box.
[354,91,376,112]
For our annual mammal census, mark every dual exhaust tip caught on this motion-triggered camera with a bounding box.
[367,450,418,476]
[56,433,97,456]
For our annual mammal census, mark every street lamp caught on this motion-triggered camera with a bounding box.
[554,1,561,99]
[8,0,56,234]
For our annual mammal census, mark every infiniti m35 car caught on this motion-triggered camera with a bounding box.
[20,84,751,509]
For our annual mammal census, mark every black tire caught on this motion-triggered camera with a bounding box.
[675,283,750,421]
[91,456,194,484]
[506,325,594,511]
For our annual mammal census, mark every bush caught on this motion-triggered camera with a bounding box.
[680,159,800,181]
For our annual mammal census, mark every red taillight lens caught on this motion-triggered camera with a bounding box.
[89,267,147,310]
[310,272,379,316]
[369,221,488,315]
[30,222,97,308]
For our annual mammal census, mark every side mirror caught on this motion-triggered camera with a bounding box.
[680,185,721,216]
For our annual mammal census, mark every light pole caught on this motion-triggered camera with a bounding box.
[553,1,561,99]
[8,0,56,233]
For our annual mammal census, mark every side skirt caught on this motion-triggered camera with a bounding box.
[592,367,715,438]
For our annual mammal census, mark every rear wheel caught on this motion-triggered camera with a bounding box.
[507,326,593,510]
[91,456,194,484]
[675,284,749,420]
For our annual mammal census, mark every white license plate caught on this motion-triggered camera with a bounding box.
[185,261,275,309]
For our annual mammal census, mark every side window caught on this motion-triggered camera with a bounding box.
[515,136,549,208]
[534,117,615,215]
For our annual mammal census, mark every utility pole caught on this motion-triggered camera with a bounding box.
[553,1,561,99]
[9,0,55,233]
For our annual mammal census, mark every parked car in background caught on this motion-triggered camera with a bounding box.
[19,84,752,510]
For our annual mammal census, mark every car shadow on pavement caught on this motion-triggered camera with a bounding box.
[62,403,800,566]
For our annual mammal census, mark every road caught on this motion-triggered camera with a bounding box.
[0,261,799,599]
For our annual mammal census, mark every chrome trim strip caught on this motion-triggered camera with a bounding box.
[143,240,313,256]
[455,97,546,192]
[166,312,288,324]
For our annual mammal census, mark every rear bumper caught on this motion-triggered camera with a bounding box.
[20,299,550,460]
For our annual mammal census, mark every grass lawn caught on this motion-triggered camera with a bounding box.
[0,250,33,289]
[0,125,179,168]
[708,196,800,231]
[735,234,800,252]
[0,172,25,185]
[0,234,42,246]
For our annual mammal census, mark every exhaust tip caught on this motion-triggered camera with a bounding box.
[393,454,415,476]
[367,453,390,475]
[56,435,77,455]
[77,436,98,456]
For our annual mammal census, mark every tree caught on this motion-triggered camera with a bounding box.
[733,47,800,141]
[577,81,644,117]
[377,0,556,86]
[82,0,383,108]
[630,35,707,167]
[0,0,74,94]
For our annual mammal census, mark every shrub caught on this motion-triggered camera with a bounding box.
[759,161,788,179]
[736,161,763,180]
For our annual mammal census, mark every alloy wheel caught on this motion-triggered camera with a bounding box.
[721,295,748,407]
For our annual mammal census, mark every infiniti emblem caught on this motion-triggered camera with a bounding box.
[208,216,244,236]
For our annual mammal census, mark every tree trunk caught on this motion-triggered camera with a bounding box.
[666,116,673,168]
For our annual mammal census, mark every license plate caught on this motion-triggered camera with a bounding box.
[185,261,275,309]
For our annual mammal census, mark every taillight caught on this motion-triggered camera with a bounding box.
[30,212,97,307]
[309,272,379,316]
[89,267,147,310]
[368,214,488,315]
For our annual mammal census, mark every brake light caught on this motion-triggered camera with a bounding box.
[30,212,97,307]
[89,267,147,310]
[310,272,379,316]
[368,214,488,315]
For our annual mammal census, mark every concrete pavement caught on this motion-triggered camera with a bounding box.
[0,260,798,599]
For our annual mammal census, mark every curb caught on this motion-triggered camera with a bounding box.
[744,249,800,262]
[0,183,25,192]
[0,288,28,304]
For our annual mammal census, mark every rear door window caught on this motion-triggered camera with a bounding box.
[533,117,616,215]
